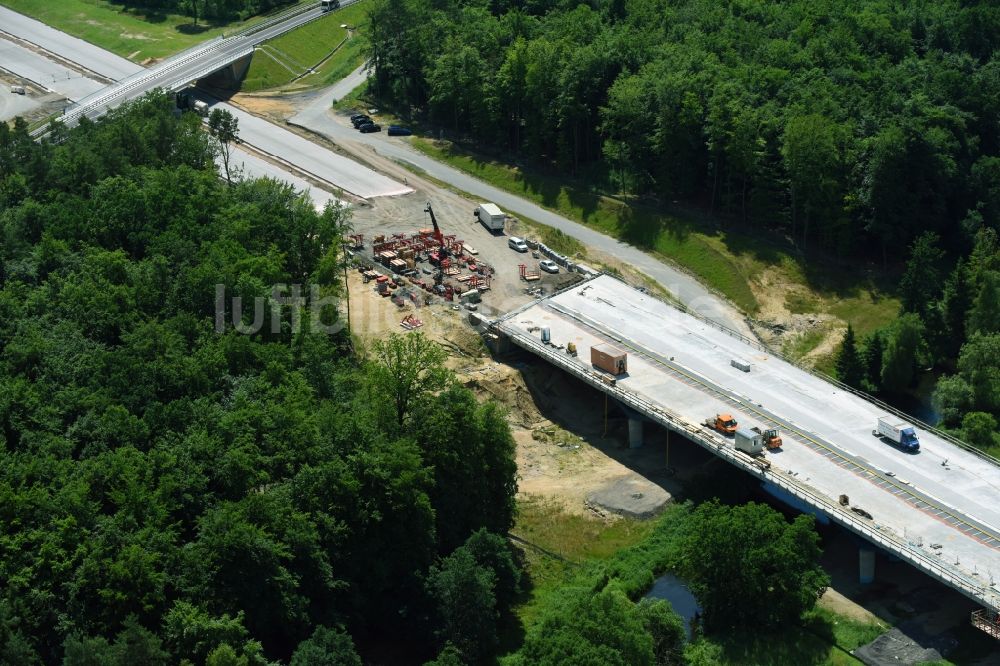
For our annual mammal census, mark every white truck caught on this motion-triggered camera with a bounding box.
[474,203,505,232]
[873,416,920,452]
[734,428,765,456]
[193,100,209,116]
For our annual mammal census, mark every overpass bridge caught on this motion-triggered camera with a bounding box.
[490,274,1000,616]
[34,1,356,136]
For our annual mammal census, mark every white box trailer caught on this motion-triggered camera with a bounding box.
[475,203,505,231]
[874,416,920,452]
[734,428,765,456]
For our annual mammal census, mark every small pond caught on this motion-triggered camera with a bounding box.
[644,573,701,639]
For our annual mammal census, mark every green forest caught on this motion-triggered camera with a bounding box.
[368,0,1000,450]
[0,93,845,665]
[0,94,523,664]
[368,0,999,254]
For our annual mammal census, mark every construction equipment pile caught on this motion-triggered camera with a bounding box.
[350,230,494,303]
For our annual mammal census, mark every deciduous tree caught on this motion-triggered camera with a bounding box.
[679,501,828,631]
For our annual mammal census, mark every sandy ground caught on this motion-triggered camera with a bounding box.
[345,267,678,516]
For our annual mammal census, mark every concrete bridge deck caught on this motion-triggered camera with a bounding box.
[493,274,1000,613]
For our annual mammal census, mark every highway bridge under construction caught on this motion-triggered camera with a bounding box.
[490,274,1000,621]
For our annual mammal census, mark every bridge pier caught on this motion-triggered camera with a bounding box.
[200,52,254,90]
[859,546,876,585]
[628,417,643,449]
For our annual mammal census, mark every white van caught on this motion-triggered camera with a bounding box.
[508,236,528,252]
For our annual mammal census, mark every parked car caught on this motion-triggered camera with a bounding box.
[539,259,559,273]
[359,123,381,133]
[351,115,371,128]
[388,125,412,136]
[508,236,529,252]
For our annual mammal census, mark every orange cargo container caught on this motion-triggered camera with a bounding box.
[591,343,627,376]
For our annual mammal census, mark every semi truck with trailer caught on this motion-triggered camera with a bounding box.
[474,203,505,232]
[873,416,920,452]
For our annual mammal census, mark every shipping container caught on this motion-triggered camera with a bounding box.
[731,358,751,372]
[591,343,627,376]
[734,428,765,455]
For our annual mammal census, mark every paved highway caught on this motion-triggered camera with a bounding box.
[0,37,104,100]
[499,275,1000,611]
[0,5,141,81]
[190,90,411,199]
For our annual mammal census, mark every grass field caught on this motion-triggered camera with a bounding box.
[240,3,368,91]
[0,0,305,61]
[687,607,884,666]
[409,139,903,339]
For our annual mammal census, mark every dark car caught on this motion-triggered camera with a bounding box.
[351,115,371,128]
[359,123,381,133]
[387,125,412,136]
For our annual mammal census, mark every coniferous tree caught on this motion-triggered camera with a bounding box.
[835,325,864,388]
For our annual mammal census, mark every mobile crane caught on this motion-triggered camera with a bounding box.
[424,202,448,285]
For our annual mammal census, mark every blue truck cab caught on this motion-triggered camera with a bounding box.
[875,416,920,452]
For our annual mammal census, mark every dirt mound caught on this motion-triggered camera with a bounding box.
[853,626,956,666]
[586,476,671,519]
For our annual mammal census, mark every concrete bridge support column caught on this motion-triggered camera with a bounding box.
[201,52,254,90]
[628,418,643,449]
[859,546,876,585]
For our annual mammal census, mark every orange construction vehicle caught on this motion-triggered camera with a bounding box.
[706,413,738,436]
[752,426,782,449]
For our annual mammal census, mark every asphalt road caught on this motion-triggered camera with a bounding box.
[190,90,410,199]
[0,37,105,100]
[291,75,751,333]
[225,145,342,212]
[0,5,142,81]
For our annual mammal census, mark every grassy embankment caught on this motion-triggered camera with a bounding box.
[408,139,900,363]
[240,2,369,92]
[511,499,888,665]
[0,0,308,61]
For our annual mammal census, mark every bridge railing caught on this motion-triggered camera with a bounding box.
[232,1,317,38]
[584,273,1000,469]
[496,325,1000,612]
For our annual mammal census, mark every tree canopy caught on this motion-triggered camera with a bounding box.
[678,501,829,632]
[368,0,1000,256]
[0,92,518,664]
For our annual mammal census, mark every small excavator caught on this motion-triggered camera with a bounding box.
[424,201,448,286]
